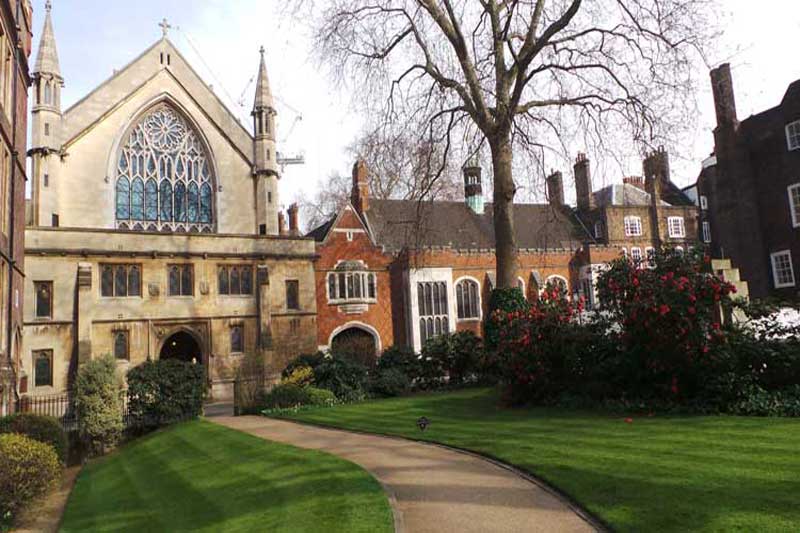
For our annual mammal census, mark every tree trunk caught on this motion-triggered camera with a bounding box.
[490,133,518,288]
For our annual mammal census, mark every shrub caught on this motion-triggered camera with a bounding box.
[282,365,315,387]
[729,385,800,417]
[484,286,529,352]
[420,331,483,387]
[261,384,337,409]
[74,356,123,454]
[313,356,369,402]
[378,345,421,377]
[282,352,327,379]
[370,368,411,397]
[127,359,205,429]
[0,433,61,520]
[0,413,67,463]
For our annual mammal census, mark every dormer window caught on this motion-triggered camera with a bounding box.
[786,120,800,151]
[624,216,642,237]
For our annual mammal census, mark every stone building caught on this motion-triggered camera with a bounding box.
[0,0,31,415]
[20,7,317,399]
[311,147,701,355]
[696,63,799,300]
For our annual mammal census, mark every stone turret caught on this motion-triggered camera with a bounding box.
[463,157,484,214]
[252,46,279,235]
[30,0,64,227]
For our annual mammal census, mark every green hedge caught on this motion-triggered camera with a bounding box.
[261,384,337,410]
[0,413,67,463]
[127,359,205,428]
[0,433,61,521]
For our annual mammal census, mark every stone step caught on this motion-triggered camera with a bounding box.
[711,258,731,271]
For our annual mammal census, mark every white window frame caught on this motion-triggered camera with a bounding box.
[327,270,377,304]
[788,183,800,228]
[645,247,656,268]
[786,120,800,151]
[702,221,712,243]
[667,216,686,239]
[630,247,643,264]
[700,195,708,210]
[770,250,796,288]
[624,216,642,237]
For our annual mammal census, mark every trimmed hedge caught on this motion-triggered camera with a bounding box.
[74,356,123,454]
[261,384,337,410]
[0,413,67,463]
[0,433,61,520]
[127,359,205,428]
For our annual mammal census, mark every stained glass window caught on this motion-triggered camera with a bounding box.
[115,104,215,232]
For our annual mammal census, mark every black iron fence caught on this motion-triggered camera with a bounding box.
[16,391,137,433]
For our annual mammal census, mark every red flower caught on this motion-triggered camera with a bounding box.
[688,306,696,315]
[659,304,670,316]
[624,418,633,424]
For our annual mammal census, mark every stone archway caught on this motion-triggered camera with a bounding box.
[330,326,378,368]
[159,330,203,364]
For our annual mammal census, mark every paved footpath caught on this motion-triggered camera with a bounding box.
[210,415,597,533]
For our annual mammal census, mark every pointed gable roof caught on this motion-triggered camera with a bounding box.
[253,46,274,111]
[34,1,61,77]
[60,36,254,164]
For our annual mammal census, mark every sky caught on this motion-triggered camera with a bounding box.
[30,0,800,207]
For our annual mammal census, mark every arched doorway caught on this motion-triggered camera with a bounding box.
[330,327,378,368]
[160,331,202,364]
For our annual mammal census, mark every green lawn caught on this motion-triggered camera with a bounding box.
[279,388,800,532]
[60,420,393,533]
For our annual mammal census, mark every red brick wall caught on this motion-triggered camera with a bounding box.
[314,208,395,352]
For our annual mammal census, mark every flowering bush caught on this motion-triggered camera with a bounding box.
[492,282,599,405]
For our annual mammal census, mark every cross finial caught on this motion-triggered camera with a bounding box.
[159,18,171,38]
[259,46,265,57]
[45,0,52,12]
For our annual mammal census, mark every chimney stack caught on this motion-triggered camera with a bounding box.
[546,170,564,206]
[278,212,287,236]
[574,153,594,211]
[623,176,645,190]
[710,63,738,129]
[351,160,369,214]
[463,158,484,214]
[643,146,670,189]
[287,203,299,236]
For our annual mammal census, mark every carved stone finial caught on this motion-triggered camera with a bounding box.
[259,45,265,56]
[45,0,52,12]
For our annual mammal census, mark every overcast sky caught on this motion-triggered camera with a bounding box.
[32,0,800,207]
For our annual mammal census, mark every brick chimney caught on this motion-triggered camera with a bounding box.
[710,63,738,129]
[287,203,299,236]
[463,158,484,214]
[278,212,287,236]
[643,146,670,184]
[574,153,594,211]
[623,176,645,190]
[351,159,369,214]
[546,170,564,206]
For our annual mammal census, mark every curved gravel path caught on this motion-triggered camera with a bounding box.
[209,415,597,533]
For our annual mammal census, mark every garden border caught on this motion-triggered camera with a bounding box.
[265,415,612,533]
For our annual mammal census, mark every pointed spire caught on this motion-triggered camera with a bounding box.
[34,0,61,77]
[252,46,274,112]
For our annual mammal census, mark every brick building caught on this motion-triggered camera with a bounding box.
[696,63,800,300]
[310,148,700,355]
[0,0,31,416]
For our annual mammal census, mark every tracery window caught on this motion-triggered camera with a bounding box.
[168,264,194,296]
[418,281,449,346]
[101,264,141,297]
[218,265,253,295]
[115,104,214,232]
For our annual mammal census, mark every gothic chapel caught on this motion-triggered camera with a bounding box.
[21,4,317,399]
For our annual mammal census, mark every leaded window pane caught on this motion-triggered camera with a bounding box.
[115,265,128,297]
[101,266,113,297]
[115,105,215,232]
[130,178,144,220]
[160,180,172,221]
[230,267,241,295]
[128,266,141,296]
[168,266,180,296]
[368,274,376,299]
[35,282,52,318]
[114,332,128,360]
[116,177,130,219]
[328,274,336,299]
[174,182,186,222]
[145,179,158,221]
[218,267,229,295]
[34,351,52,387]
[180,265,193,296]
[187,182,199,223]
[241,267,253,294]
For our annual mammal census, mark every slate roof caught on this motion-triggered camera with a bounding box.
[307,218,336,242]
[363,199,589,252]
[592,183,671,207]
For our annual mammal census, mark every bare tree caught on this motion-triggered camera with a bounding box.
[297,0,715,287]
[301,127,462,231]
